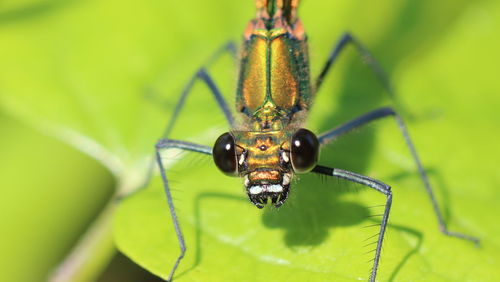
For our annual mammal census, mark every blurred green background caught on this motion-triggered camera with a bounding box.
[1,0,499,281]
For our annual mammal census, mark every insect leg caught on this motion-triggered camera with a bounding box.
[315,33,400,106]
[156,138,211,281]
[318,107,479,244]
[311,165,392,282]
[132,43,236,196]
[162,42,237,138]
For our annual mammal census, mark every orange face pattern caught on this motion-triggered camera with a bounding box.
[232,130,294,208]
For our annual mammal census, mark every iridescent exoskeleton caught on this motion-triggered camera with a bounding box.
[219,1,315,208]
[156,1,479,281]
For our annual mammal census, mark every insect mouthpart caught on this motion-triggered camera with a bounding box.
[244,172,291,208]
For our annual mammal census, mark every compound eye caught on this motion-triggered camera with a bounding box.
[290,128,319,173]
[213,132,238,176]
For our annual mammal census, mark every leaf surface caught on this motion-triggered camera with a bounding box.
[1,0,499,281]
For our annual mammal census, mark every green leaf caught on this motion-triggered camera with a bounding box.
[115,0,500,281]
[0,113,114,282]
[1,0,499,281]
[0,0,252,188]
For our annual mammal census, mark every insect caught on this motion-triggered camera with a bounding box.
[155,1,479,281]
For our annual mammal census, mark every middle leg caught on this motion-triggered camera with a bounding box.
[314,33,411,115]
[135,42,236,194]
[161,42,237,138]
[315,32,395,100]
[318,106,479,244]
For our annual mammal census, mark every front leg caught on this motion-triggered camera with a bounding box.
[155,139,211,281]
[311,165,392,282]
[135,42,236,195]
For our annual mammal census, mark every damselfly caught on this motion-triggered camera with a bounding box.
[155,1,479,281]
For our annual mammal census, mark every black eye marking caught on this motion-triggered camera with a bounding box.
[213,132,238,176]
[290,128,319,173]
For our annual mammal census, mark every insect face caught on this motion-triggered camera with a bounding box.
[213,129,319,208]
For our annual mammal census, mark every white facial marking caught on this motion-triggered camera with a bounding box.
[282,151,289,163]
[249,186,263,194]
[239,154,245,165]
[282,174,290,186]
[267,184,283,193]
[244,175,250,187]
[249,184,283,194]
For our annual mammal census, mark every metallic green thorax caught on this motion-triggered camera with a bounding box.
[236,1,311,132]
[228,1,312,208]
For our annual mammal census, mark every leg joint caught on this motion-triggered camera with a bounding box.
[156,138,170,150]
[377,183,392,197]
[386,188,392,198]
[340,32,353,42]
[196,67,208,78]
[377,106,397,117]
